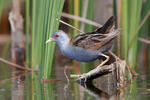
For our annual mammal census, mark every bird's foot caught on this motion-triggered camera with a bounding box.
[80,73,87,83]
[70,74,82,78]
[96,62,105,68]
[70,73,87,82]
[96,53,109,68]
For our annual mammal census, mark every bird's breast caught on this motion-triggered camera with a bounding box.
[61,46,99,62]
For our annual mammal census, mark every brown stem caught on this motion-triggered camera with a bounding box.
[0,57,35,71]
[62,12,102,27]
[117,0,121,57]
[138,37,150,44]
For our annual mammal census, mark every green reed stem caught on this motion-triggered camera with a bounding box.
[31,0,64,78]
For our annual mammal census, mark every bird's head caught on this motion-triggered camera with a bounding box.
[46,30,70,45]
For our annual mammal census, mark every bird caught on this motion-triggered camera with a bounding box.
[46,16,120,68]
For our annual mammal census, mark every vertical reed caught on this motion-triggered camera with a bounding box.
[30,0,64,78]
[120,0,142,67]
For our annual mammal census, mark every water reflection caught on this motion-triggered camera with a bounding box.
[78,81,110,99]
[0,70,150,100]
[11,71,25,100]
[30,74,136,100]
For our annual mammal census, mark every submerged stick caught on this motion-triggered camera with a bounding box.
[0,57,30,71]
[0,57,39,72]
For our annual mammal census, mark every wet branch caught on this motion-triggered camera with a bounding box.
[76,63,116,83]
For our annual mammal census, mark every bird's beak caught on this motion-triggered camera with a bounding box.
[46,38,55,43]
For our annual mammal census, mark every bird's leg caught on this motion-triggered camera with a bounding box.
[96,54,109,68]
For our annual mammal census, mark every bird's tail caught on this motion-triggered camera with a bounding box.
[101,29,120,46]
[95,16,115,34]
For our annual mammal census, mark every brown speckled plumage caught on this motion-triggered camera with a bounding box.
[70,16,117,51]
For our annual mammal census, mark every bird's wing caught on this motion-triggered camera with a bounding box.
[70,16,119,51]
[70,32,107,51]
[70,30,119,51]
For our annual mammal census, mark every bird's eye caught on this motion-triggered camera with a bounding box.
[55,34,59,37]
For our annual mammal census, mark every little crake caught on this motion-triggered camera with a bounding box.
[46,16,120,65]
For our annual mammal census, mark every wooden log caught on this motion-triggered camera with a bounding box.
[76,62,116,83]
